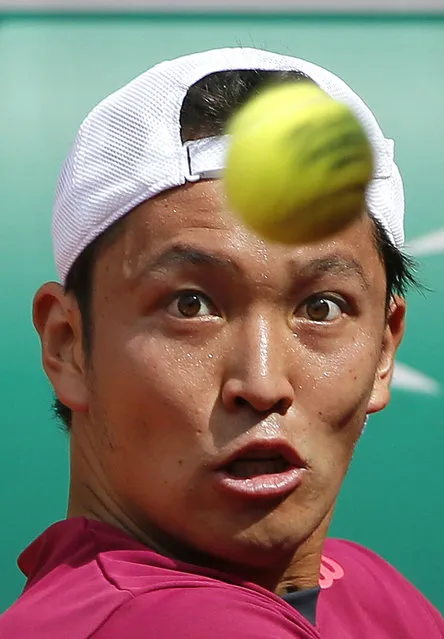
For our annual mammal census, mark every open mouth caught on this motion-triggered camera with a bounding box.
[215,443,306,499]
[224,455,292,479]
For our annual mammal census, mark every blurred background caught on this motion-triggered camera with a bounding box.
[0,0,443,615]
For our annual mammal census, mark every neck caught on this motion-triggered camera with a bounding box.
[275,508,334,595]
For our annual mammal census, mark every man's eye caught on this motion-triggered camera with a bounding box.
[167,291,217,318]
[299,295,346,322]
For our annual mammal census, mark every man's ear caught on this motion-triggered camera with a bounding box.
[366,296,406,415]
[33,282,89,413]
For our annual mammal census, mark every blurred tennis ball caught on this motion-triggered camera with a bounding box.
[224,82,374,244]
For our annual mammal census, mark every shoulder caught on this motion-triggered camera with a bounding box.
[322,537,433,594]
[85,519,319,639]
[318,538,443,637]
[92,581,319,639]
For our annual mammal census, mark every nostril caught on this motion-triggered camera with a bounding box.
[233,395,290,416]
[222,377,294,415]
[275,398,291,416]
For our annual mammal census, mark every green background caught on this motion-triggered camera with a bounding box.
[1,13,443,614]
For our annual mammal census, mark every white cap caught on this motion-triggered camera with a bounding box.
[53,47,405,283]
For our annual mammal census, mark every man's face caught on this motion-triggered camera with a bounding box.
[39,180,405,575]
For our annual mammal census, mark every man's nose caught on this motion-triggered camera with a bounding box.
[221,315,295,416]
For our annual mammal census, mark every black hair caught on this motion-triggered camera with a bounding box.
[54,69,418,429]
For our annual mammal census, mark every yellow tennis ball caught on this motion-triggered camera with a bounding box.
[224,82,374,244]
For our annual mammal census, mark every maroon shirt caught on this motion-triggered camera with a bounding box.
[0,518,442,638]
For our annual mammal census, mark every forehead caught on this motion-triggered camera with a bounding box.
[98,180,384,287]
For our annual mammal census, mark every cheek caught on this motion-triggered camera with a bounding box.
[88,327,218,460]
[300,327,381,410]
[292,330,382,463]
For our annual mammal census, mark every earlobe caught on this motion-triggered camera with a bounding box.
[33,282,89,414]
[367,296,406,415]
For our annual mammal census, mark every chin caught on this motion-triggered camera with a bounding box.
[192,512,317,572]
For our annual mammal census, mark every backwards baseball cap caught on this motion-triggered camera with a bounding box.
[53,47,405,283]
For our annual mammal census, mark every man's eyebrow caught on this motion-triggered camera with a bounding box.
[294,255,370,289]
[133,245,240,279]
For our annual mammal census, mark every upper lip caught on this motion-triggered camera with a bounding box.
[215,439,307,471]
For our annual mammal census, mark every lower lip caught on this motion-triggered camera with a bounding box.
[214,467,306,500]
